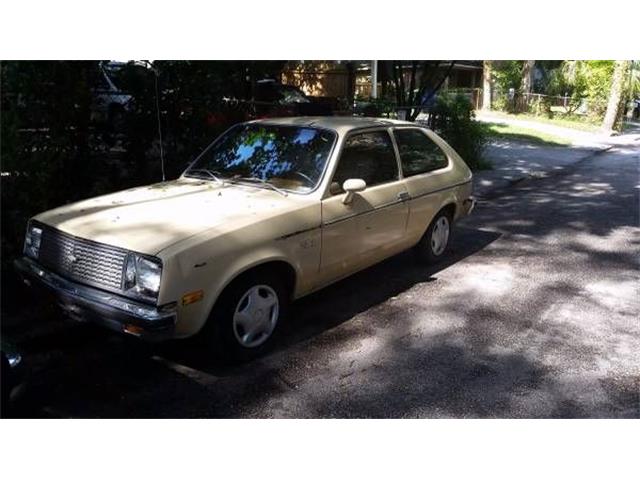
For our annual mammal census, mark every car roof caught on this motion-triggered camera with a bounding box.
[247,116,420,134]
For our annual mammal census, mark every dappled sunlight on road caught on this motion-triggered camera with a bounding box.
[458,263,515,298]
[568,181,614,196]
[3,145,638,418]
[584,279,639,314]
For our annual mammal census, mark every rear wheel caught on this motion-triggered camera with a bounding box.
[203,271,289,362]
[415,209,453,264]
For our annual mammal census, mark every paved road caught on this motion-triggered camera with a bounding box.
[4,144,639,418]
[477,139,606,198]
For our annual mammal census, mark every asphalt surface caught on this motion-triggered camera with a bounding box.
[475,139,606,197]
[3,144,639,418]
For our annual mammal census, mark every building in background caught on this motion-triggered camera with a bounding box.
[281,60,483,106]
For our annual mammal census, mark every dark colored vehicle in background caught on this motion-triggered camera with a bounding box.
[204,79,334,131]
[252,79,333,117]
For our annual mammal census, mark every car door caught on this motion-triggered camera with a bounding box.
[392,127,457,245]
[319,129,410,284]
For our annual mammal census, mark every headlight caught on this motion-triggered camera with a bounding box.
[123,253,162,302]
[24,223,43,259]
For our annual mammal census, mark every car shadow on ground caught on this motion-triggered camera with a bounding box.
[3,226,501,418]
[159,226,502,373]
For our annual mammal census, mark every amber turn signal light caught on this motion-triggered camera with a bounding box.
[123,324,145,336]
[182,290,204,306]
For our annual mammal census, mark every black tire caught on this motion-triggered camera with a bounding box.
[202,270,289,363]
[414,208,453,264]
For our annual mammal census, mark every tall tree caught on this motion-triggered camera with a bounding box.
[482,60,493,110]
[521,60,535,94]
[519,60,536,112]
[602,60,631,133]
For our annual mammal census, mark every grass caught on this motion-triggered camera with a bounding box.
[482,111,601,133]
[483,122,573,147]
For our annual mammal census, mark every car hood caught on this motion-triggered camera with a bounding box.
[34,178,306,255]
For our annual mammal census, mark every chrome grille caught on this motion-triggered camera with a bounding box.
[36,224,127,292]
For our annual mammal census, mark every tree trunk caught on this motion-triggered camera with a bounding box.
[521,60,535,94]
[519,60,535,112]
[602,60,631,134]
[482,60,493,110]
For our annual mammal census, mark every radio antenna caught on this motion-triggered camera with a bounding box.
[151,62,165,182]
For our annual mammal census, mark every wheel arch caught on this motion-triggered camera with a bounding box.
[193,257,298,336]
[224,259,297,299]
[416,198,458,242]
[440,201,457,221]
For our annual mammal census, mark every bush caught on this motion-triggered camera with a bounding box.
[492,60,523,93]
[427,93,489,170]
[354,96,396,117]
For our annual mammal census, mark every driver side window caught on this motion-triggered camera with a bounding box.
[331,131,398,194]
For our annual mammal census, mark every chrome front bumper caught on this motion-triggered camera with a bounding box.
[14,256,176,341]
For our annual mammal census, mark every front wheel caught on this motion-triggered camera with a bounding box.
[415,210,452,264]
[203,271,289,362]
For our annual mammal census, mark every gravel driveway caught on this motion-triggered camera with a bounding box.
[3,143,639,418]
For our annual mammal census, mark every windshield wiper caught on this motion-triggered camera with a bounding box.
[186,168,224,184]
[230,176,288,197]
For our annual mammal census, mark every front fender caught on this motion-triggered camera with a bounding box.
[161,228,320,338]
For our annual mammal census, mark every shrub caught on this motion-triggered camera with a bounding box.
[355,96,396,117]
[427,93,489,170]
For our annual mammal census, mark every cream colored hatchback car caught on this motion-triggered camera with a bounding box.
[16,117,475,359]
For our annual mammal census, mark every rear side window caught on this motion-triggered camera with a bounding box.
[331,131,398,192]
[394,129,448,176]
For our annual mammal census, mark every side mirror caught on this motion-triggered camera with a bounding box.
[342,178,367,204]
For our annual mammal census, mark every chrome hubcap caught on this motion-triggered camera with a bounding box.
[431,216,450,256]
[232,285,279,348]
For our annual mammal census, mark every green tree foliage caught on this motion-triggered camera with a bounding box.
[427,93,488,170]
[490,61,526,112]
[492,60,524,93]
[557,60,615,118]
[490,60,622,122]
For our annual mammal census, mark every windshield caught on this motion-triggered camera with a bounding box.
[185,124,337,193]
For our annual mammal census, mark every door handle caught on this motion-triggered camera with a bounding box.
[397,191,410,201]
